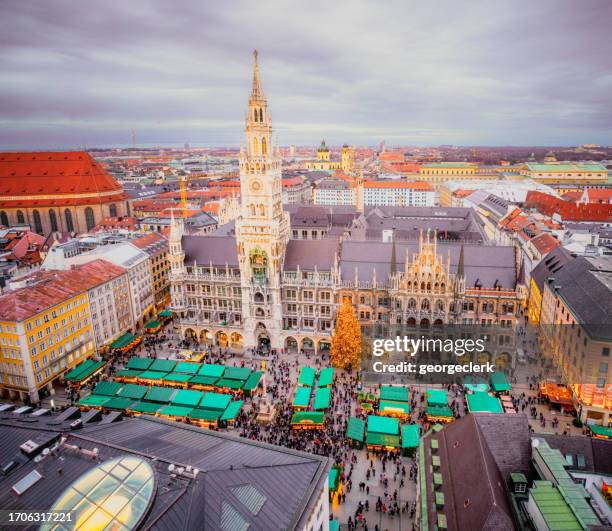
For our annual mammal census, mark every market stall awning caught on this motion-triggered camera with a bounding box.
[144,386,176,404]
[590,425,612,438]
[346,417,365,442]
[163,373,193,383]
[174,362,200,375]
[144,320,161,329]
[199,363,226,378]
[137,371,168,381]
[318,367,335,387]
[313,387,331,410]
[328,467,340,491]
[402,424,420,448]
[110,332,137,350]
[380,385,409,403]
[78,394,110,408]
[426,389,448,408]
[126,357,153,371]
[127,402,161,414]
[379,400,411,415]
[65,359,105,383]
[291,411,324,426]
[220,400,243,421]
[200,392,232,411]
[93,381,123,397]
[427,405,454,418]
[490,372,511,392]
[215,378,244,390]
[171,389,204,407]
[104,396,136,410]
[467,392,503,413]
[464,376,489,393]
[298,367,316,387]
[158,309,173,318]
[114,369,142,379]
[367,415,399,435]
[293,386,311,408]
[366,432,400,447]
[242,371,263,392]
[188,408,221,421]
[223,366,252,381]
[118,384,148,400]
[157,405,193,418]
[149,359,176,373]
[189,375,220,387]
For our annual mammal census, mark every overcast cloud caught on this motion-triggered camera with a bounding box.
[0,0,611,149]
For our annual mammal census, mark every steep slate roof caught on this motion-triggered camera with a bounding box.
[541,434,612,475]
[284,239,337,271]
[182,235,239,267]
[0,415,329,531]
[340,241,517,288]
[530,247,573,291]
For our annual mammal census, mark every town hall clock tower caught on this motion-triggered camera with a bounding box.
[235,50,290,350]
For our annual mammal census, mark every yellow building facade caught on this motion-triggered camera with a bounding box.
[306,140,342,171]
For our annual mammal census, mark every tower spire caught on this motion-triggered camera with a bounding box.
[251,49,265,101]
[457,244,465,278]
[390,228,397,275]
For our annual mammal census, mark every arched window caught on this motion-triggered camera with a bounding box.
[32,210,43,234]
[436,300,445,312]
[0,211,8,226]
[421,299,430,310]
[109,203,117,217]
[253,137,259,156]
[254,108,258,122]
[16,210,25,224]
[64,209,74,232]
[259,108,263,122]
[85,207,95,231]
[49,209,58,232]
[259,204,265,217]
[261,136,267,155]
[249,204,256,216]
[408,298,416,309]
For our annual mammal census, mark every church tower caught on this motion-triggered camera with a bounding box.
[235,50,290,350]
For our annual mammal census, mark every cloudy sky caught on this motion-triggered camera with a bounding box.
[1,0,611,149]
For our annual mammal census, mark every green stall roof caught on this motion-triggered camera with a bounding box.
[366,432,400,447]
[104,396,136,410]
[144,386,176,403]
[346,417,365,442]
[92,381,123,397]
[368,415,399,435]
[158,309,173,318]
[464,376,489,393]
[242,371,263,392]
[200,392,232,411]
[467,392,503,413]
[126,357,153,371]
[402,424,420,448]
[220,400,243,421]
[109,332,136,350]
[198,364,226,378]
[313,387,331,410]
[223,366,252,381]
[174,362,200,375]
[291,411,324,425]
[78,394,110,407]
[172,389,204,407]
[216,378,244,390]
[329,521,340,531]
[427,405,454,418]
[188,408,221,421]
[136,371,168,381]
[158,405,193,417]
[590,424,612,438]
[490,372,511,392]
[114,369,142,378]
[380,385,409,403]
[149,359,176,372]
[379,400,411,414]
[127,401,160,414]
[65,360,105,382]
[426,389,448,407]
[298,367,316,387]
[293,387,312,408]
[328,467,339,491]
[189,375,220,386]
[144,320,161,329]
[163,373,192,383]
[117,384,148,400]
[318,367,335,387]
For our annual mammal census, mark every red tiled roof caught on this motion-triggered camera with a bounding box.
[525,191,612,222]
[380,163,421,173]
[364,180,433,190]
[378,151,405,162]
[0,259,126,322]
[94,216,139,231]
[584,188,612,204]
[530,233,560,255]
[131,231,167,250]
[282,176,304,187]
[0,152,127,207]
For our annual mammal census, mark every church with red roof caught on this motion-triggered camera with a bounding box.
[0,151,129,235]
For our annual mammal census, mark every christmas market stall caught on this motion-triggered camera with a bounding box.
[366,415,400,451]
[466,391,503,414]
[144,320,162,334]
[401,424,420,457]
[291,411,325,430]
[346,416,365,449]
[64,359,106,388]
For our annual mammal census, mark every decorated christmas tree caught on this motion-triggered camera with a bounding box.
[330,298,362,369]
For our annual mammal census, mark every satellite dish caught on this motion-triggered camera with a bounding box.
[531,439,540,448]
[168,463,175,473]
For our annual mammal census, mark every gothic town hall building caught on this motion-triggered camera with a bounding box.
[169,52,525,365]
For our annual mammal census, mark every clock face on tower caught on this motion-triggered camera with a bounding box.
[250,179,262,192]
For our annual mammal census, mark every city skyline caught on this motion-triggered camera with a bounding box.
[1,0,611,150]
